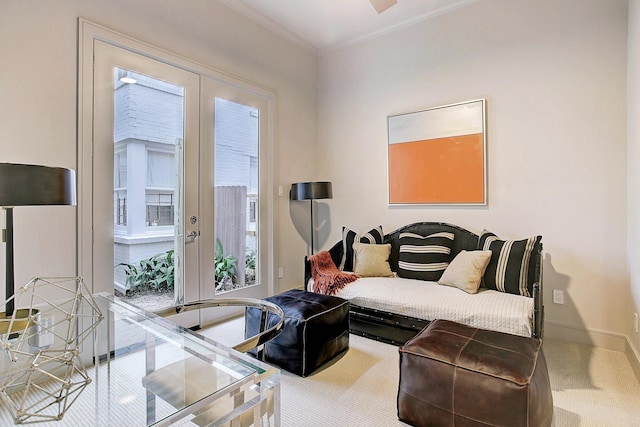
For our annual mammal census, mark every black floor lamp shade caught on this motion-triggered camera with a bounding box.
[290,182,332,201]
[0,163,76,206]
[0,163,76,316]
[290,182,332,255]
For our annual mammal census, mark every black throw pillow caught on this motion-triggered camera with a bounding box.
[397,231,455,281]
[478,230,542,297]
[339,226,384,272]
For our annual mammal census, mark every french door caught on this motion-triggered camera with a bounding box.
[91,41,200,325]
[79,23,273,328]
[199,77,271,325]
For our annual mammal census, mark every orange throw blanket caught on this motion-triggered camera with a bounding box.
[309,251,358,296]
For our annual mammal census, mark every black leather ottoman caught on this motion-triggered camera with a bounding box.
[245,289,349,377]
[398,319,553,427]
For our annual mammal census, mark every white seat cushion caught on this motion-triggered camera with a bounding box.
[312,276,534,337]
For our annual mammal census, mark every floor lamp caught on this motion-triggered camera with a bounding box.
[290,182,332,254]
[0,163,76,330]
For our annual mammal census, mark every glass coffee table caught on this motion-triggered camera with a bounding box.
[0,294,281,426]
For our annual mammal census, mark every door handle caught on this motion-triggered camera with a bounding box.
[185,230,200,243]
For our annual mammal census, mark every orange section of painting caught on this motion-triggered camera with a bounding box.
[389,133,484,204]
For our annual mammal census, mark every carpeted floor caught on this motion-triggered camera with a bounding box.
[201,317,640,427]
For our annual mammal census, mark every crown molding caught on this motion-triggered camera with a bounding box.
[217,0,318,53]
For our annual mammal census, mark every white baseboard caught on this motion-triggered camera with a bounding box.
[626,337,640,382]
[545,321,626,350]
[545,320,640,382]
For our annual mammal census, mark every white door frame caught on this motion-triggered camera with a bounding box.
[77,19,276,325]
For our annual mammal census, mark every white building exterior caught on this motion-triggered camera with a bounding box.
[113,71,258,293]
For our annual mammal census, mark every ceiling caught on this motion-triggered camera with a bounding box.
[219,0,480,54]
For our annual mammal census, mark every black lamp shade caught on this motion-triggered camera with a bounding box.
[290,181,332,255]
[290,182,332,201]
[1,163,76,317]
[0,163,76,206]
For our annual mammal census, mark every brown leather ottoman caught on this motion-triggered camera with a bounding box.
[398,319,553,427]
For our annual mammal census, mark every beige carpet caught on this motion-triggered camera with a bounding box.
[2,316,635,426]
[201,317,640,427]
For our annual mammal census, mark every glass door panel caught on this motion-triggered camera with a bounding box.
[93,40,199,327]
[213,98,259,293]
[198,76,272,325]
[113,68,184,311]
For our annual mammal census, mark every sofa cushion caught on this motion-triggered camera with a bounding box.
[339,225,384,272]
[333,276,534,337]
[353,243,394,277]
[397,232,454,281]
[478,230,542,297]
[438,250,492,294]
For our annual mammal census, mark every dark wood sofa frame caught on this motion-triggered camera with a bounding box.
[304,222,544,345]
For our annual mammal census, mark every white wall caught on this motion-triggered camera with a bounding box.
[628,0,640,357]
[1,0,636,354]
[318,0,630,345]
[0,1,317,296]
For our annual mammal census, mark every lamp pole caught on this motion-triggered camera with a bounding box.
[4,207,14,316]
[309,198,315,255]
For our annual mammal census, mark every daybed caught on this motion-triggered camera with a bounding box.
[304,222,543,345]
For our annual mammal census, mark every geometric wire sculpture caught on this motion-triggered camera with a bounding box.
[0,277,103,424]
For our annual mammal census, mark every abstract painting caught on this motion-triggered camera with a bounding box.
[388,99,486,205]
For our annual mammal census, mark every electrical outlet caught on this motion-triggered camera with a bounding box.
[634,313,638,334]
[278,185,284,197]
[552,290,564,305]
[278,267,284,279]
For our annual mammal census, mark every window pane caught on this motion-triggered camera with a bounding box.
[146,191,175,226]
[113,67,184,310]
[147,150,175,188]
[114,151,127,188]
[214,98,259,292]
[115,190,127,226]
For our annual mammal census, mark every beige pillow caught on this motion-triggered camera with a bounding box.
[438,250,492,294]
[353,243,394,277]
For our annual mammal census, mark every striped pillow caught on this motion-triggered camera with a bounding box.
[339,226,384,272]
[397,232,455,281]
[478,230,542,297]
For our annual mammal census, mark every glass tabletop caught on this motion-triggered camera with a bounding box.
[0,293,280,426]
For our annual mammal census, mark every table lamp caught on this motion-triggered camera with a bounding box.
[290,182,332,254]
[0,163,76,332]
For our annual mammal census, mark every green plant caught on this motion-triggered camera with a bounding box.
[215,238,237,285]
[117,249,174,294]
[245,249,256,270]
[245,249,256,284]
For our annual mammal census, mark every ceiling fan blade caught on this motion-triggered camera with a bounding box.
[369,0,398,14]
